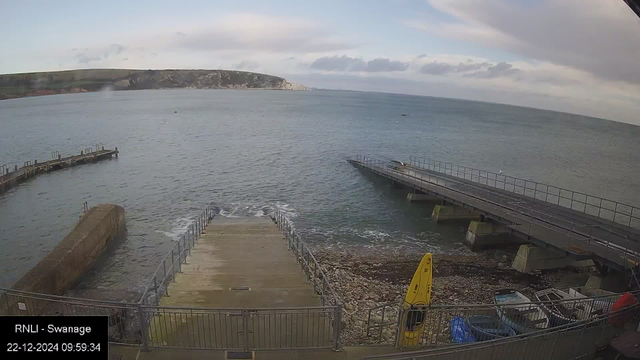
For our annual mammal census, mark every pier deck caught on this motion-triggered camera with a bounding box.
[0,147,118,193]
[148,216,331,350]
[160,217,320,308]
[349,156,640,271]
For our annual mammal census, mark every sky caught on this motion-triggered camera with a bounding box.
[2,0,640,124]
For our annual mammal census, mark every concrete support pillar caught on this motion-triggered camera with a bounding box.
[406,193,439,202]
[512,244,594,273]
[584,273,628,293]
[464,221,514,251]
[431,205,480,223]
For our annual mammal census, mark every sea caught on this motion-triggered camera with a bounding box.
[1,89,639,299]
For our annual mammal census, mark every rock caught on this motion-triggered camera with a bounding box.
[309,245,583,347]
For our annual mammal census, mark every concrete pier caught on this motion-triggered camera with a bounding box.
[464,221,514,251]
[2,204,125,314]
[511,244,594,273]
[149,216,330,350]
[349,156,640,272]
[160,217,319,307]
[431,204,480,223]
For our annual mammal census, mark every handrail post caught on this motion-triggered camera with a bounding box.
[171,248,176,281]
[183,235,189,264]
[153,277,159,306]
[137,304,150,352]
[333,303,342,351]
[177,242,183,273]
[322,279,327,306]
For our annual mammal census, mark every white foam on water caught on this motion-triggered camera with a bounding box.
[302,226,471,255]
[213,201,297,219]
[156,216,196,241]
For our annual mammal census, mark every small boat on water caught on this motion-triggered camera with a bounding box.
[534,288,603,326]
[494,289,549,333]
[466,315,516,341]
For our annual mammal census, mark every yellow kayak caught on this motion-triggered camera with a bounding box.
[401,253,432,346]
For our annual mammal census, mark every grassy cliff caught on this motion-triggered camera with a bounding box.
[0,69,306,99]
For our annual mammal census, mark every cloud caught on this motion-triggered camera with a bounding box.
[233,60,259,70]
[310,55,408,72]
[366,58,409,72]
[110,44,126,55]
[419,60,494,76]
[75,53,101,64]
[456,61,490,72]
[420,61,454,75]
[102,44,127,58]
[175,32,187,37]
[310,55,366,71]
[465,62,521,78]
[409,0,640,85]
[170,14,356,54]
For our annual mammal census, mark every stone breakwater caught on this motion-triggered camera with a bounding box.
[313,247,593,346]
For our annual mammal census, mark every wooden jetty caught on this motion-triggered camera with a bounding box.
[0,146,118,193]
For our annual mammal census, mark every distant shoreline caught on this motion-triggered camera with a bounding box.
[0,68,307,101]
[0,86,307,101]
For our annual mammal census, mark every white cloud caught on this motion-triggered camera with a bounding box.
[167,13,357,54]
[410,0,640,85]
[309,55,409,72]
[232,60,260,70]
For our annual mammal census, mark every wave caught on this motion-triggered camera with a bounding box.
[157,201,298,241]
[210,201,297,219]
[155,216,195,241]
[302,227,471,255]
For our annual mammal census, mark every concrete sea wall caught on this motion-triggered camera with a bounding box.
[11,204,125,296]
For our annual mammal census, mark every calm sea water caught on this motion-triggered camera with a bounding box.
[1,89,639,299]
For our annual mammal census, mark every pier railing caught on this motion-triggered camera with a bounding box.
[352,156,640,269]
[139,205,214,306]
[272,209,343,349]
[408,156,640,229]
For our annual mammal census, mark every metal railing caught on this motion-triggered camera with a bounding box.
[352,156,640,269]
[0,206,345,352]
[366,290,631,347]
[364,299,640,360]
[0,288,144,345]
[408,156,640,229]
[367,302,401,344]
[272,209,342,349]
[144,305,336,350]
[139,204,214,306]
